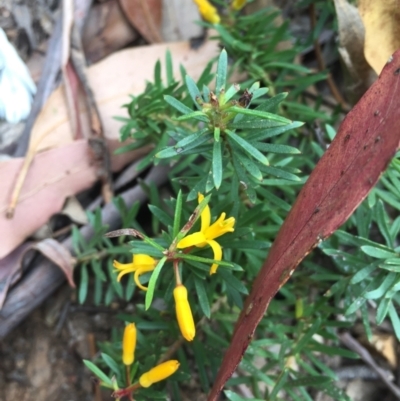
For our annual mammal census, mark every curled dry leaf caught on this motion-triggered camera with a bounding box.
[33,239,76,288]
[333,0,377,104]
[359,0,400,75]
[208,49,400,401]
[0,238,75,309]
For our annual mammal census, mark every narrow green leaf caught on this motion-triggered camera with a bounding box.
[185,75,203,109]
[156,133,210,159]
[148,205,173,227]
[166,50,173,85]
[154,59,161,87]
[361,245,397,259]
[91,259,107,282]
[214,126,220,141]
[261,165,300,181]
[286,375,332,388]
[216,49,228,95]
[240,155,263,181]
[214,25,253,51]
[224,390,264,401]
[255,93,287,113]
[219,268,248,294]
[173,191,183,239]
[229,105,291,123]
[376,298,391,325]
[83,360,113,387]
[265,61,310,72]
[141,234,165,251]
[389,302,400,340]
[226,130,269,165]
[252,142,301,154]
[361,302,373,342]
[213,140,223,189]
[175,111,209,122]
[194,277,211,318]
[101,353,121,377]
[376,200,393,247]
[269,369,289,400]
[350,262,378,284]
[246,121,303,141]
[94,275,103,305]
[310,343,359,359]
[179,253,233,267]
[193,339,209,392]
[292,317,321,354]
[145,256,167,309]
[202,84,210,102]
[164,95,193,115]
[365,272,397,299]
[223,83,240,103]
[108,259,124,298]
[79,264,89,304]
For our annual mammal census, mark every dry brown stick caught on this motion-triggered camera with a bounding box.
[0,165,169,339]
[339,332,400,399]
[309,4,348,109]
[87,332,104,401]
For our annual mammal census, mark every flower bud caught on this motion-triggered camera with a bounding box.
[232,0,247,11]
[122,323,137,366]
[174,285,196,341]
[139,360,180,388]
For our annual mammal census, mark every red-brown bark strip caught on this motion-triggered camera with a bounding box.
[208,50,400,400]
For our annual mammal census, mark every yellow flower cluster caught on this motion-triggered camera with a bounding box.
[177,193,235,275]
[113,194,235,344]
[114,254,157,291]
[122,323,179,386]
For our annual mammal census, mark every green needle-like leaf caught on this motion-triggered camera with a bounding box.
[226,130,269,165]
[145,256,167,310]
[186,75,203,109]
[213,140,223,189]
[216,49,228,95]
[173,190,183,239]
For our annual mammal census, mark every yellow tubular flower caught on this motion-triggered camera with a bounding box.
[194,0,221,24]
[113,254,157,291]
[139,360,180,388]
[177,194,235,274]
[232,0,247,11]
[122,323,137,366]
[174,285,196,341]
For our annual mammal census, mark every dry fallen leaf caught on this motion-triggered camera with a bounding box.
[0,39,219,259]
[82,0,138,64]
[359,0,400,75]
[119,0,163,43]
[371,333,397,368]
[333,0,377,104]
[61,196,89,225]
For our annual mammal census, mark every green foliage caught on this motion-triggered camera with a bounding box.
[72,4,400,401]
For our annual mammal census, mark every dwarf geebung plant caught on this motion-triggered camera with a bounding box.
[77,3,400,401]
